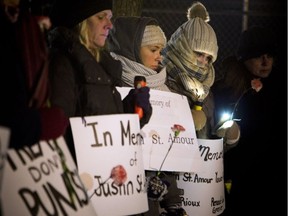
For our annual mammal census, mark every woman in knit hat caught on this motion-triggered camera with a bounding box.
[162,9,218,106]
[213,26,277,151]
[107,16,170,92]
[47,0,152,162]
[212,26,281,216]
[162,1,240,149]
[213,26,277,117]
[161,2,218,138]
[107,16,187,216]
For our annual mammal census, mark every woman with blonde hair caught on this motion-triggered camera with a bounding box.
[48,0,152,161]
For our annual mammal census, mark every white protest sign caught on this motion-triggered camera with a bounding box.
[70,114,148,216]
[0,126,10,194]
[177,138,225,216]
[118,87,202,172]
[1,136,97,216]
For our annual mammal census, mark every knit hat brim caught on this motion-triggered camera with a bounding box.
[50,0,112,28]
[107,16,161,63]
[141,25,167,47]
[185,18,218,62]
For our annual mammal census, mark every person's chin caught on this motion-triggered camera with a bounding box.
[96,41,106,48]
[260,71,272,78]
[150,66,158,70]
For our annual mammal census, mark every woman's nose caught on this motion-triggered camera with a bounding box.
[106,19,113,30]
[261,54,270,65]
[198,56,207,64]
[156,55,163,61]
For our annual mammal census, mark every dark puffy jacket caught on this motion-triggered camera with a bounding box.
[49,27,124,118]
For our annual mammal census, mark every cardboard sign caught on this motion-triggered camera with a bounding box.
[1,136,97,216]
[70,114,148,216]
[177,139,225,216]
[118,87,202,172]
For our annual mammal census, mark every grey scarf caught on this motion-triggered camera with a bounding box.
[162,27,215,102]
[110,52,171,92]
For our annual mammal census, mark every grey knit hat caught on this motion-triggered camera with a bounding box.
[50,0,112,28]
[141,25,167,47]
[107,16,161,63]
[184,17,218,62]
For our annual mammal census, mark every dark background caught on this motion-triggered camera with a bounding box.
[141,0,287,79]
[34,0,287,79]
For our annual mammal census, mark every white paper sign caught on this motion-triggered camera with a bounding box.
[118,87,202,172]
[70,114,148,216]
[177,139,225,216]
[0,126,10,195]
[1,136,97,216]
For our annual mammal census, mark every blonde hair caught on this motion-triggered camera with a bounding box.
[78,20,101,62]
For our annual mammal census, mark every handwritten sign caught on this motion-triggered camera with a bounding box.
[118,87,202,172]
[70,114,148,216]
[177,139,225,216]
[1,136,97,216]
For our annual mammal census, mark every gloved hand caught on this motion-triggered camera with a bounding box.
[216,120,240,151]
[191,108,207,131]
[146,175,168,201]
[134,86,151,113]
[39,106,69,140]
[122,86,153,128]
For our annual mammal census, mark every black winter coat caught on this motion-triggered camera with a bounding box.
[213,56,286,216]
[49,27,124,118]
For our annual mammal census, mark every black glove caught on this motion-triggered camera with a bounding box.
[122,86,153,128]
[134,86,150,112]
[146,175,169,201]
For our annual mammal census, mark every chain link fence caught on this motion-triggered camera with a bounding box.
[142,0,286,78]
[38,0,286,78]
